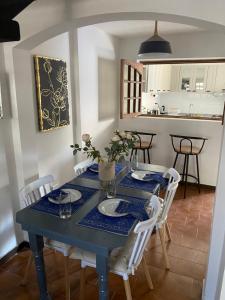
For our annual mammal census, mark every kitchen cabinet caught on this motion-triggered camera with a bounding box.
[214,64,225,92]
[170,63,225,93]
[147,64,171,92]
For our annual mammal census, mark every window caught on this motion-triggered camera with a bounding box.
[120,59,143,119]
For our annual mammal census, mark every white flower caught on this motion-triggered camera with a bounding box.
[120,131,126,138]
[82,133,90,143]
[111,135,120,142]
[126,133,132,140]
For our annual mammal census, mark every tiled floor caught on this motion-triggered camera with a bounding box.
[0,185,214,300]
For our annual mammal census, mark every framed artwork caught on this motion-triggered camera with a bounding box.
[34,55,70,131]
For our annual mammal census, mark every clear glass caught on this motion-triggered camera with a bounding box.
[59,191,72,219]
[106,179,117,199]
[131,153,139,171]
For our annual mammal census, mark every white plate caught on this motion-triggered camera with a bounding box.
[98,199,128,217]
[89,165,99,173]
[131,171,152,181]
[48,189,82,204]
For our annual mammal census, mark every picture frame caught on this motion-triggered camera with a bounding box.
[34,55,70,131]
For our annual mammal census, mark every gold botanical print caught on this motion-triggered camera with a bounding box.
[34,55,70,131]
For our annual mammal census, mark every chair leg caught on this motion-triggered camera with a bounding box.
[165,222,172,242]
[158,225,170,270]
[64,256,70,300]
[143,149,146,163]
[147,149,151,164]
[123,278,132,300]
[182,154,187,182]
[21,252,33,286]
[173,152,179,168]
[184,154,189,199]
[142,256,154,290]
[79,267,86,300]
[196,155,201,194]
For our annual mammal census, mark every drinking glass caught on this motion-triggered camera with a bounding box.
[59,191,72,219]
[106,179,117,198]
[131,153,139,171]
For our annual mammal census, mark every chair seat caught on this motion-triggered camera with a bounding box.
[70,233,137,275]
[133,141,153,149]
[174,145,200,154]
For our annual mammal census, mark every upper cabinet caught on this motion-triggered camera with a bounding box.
[147,64,172,92]
[145,61,225,93]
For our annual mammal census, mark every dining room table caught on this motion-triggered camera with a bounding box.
[16,162,168,300]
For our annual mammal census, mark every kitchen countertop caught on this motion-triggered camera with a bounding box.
[137,113,223,122]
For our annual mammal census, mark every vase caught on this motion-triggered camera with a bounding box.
[98,161,115,181]
[98,161,116,193]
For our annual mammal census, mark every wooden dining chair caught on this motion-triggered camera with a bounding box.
[73,159,94,176]
[69,195,161,300]
[155,174,180,270]
[19,175,72,300]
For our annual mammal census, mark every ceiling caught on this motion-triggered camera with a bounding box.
[95,20,204,38]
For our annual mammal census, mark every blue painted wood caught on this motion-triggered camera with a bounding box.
[16,176,153,300]
[28,233,51,300]
[96,254,109,300]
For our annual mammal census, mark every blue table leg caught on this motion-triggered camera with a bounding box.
[28,233,51,300]
[96,254,109,300]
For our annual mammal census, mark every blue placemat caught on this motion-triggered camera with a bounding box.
[31,183,97,217]
[119,172,167,193]
[79,163,124,180]
[78,195,148,236]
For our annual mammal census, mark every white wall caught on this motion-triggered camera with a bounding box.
[77,26,119,153]
[13,33,75,186]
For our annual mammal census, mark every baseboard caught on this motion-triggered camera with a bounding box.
[0,241,30,264]
[17,241,30,252]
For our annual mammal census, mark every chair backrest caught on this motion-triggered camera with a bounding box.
[129,131,156,149]
[73,159,94,176]
[170,134,207,155]
[128,195,161,272]
[20,175,54,207]
[163,167,181,184]
[158,181,179,224]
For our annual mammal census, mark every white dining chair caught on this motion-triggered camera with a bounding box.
[161,167,181,244]
[19,175,72,300]
[73,159,94,177]
[155,178,180,270]
[69,195,161,300]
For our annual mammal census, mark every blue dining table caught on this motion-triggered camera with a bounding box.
[16,163,167,300]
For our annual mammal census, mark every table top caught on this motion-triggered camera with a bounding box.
[16,164,167,257]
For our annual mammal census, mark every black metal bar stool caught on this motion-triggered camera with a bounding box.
[129,131,156,163]
[170,134,208,198]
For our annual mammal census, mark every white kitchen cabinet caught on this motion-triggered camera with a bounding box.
[214,64,225,92]
[205,65,217,92]
[147,64,172,91]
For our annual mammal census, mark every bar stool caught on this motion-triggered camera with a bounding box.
[130,131,156,163]
[170,134,207,198]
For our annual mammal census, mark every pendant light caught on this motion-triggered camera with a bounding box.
[138,21,172,59]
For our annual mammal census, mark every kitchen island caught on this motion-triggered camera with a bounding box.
[119,115,223,186]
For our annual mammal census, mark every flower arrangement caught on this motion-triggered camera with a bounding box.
[70,130,136,162]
